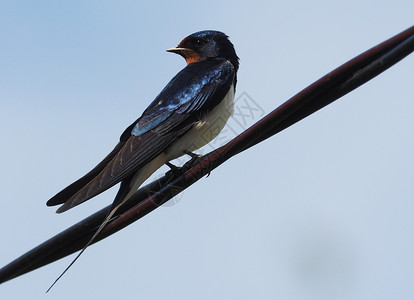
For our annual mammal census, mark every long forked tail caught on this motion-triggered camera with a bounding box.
[46,155,168,292]
[46,202,123,293]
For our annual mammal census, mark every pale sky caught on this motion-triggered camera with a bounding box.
[1,1,413,299]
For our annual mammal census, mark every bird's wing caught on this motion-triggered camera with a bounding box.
[45,118,141,207]
[47,59,235,212]
[46,142,125,207]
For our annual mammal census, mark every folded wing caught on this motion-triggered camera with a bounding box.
[47,59,235,212]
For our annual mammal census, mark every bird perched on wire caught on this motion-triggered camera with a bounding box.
[46,30,239,290]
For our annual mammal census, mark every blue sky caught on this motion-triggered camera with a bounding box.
[1,1,413,299]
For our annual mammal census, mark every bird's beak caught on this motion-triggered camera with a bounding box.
[166,47,189,54]
[167,47,200,65]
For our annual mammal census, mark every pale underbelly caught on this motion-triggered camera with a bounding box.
[165,84,235,160]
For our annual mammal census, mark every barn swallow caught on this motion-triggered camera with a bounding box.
[46,30,239,290]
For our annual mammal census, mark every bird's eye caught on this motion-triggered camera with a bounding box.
[193,39,206,47]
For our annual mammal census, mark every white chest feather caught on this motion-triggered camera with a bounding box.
[126,84,235,198]
[166,84,235,160]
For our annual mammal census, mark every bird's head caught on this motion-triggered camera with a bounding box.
[167,30,239,71]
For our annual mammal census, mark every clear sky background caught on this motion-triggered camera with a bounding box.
[1,1,413,299]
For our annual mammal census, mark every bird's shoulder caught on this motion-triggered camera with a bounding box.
[122,59,235,139]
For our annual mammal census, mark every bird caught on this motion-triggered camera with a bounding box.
[45,30,239,291]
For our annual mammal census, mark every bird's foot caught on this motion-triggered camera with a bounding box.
[182,150,204,171]
[166,161,179,171]
[165,151,205,178]
[184,150,201,160]
[165,161,183,177]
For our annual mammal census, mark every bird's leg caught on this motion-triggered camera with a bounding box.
[165,161,183,177]
[181,150,204,172]
[165,151,204,178]
[165,161,179,171]
[184,150,201,160]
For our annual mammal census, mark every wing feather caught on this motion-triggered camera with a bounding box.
[48,59,235,211]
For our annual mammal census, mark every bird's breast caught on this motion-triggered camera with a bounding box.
[165,83,235,160]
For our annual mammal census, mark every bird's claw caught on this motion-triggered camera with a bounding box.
[165,161,183,177]
[184,150,201,159]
